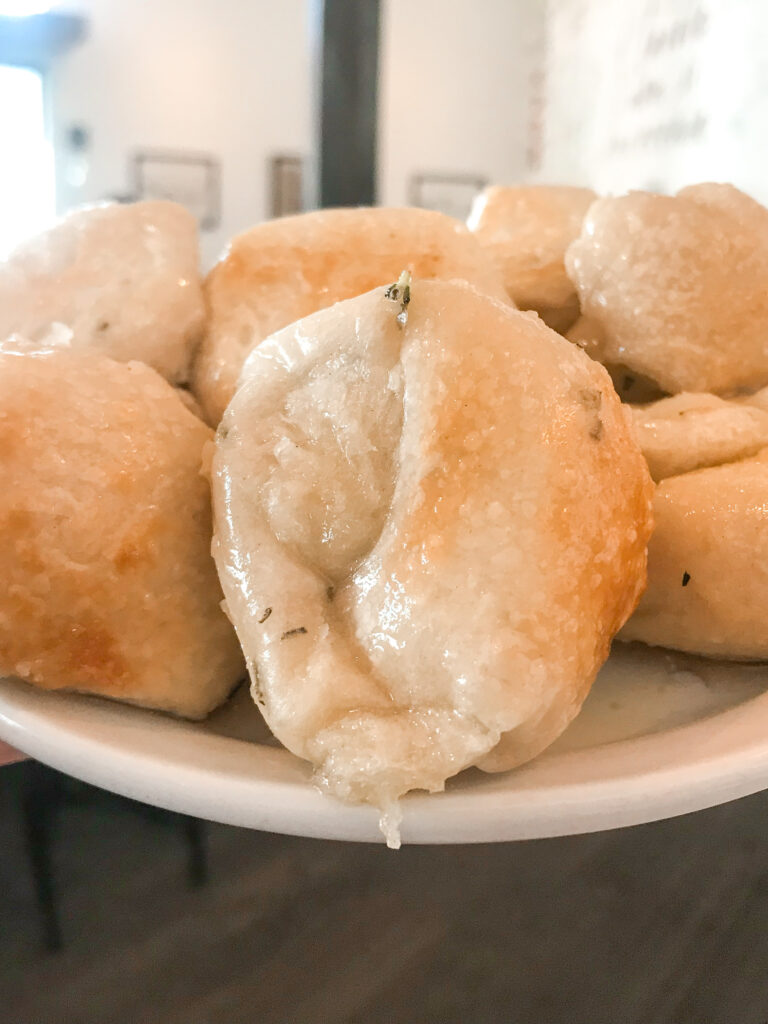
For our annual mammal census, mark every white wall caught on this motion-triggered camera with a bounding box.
[377,0,544,210]
[540,0,768,203]
[49,0,545,264]
[50,0,312,266]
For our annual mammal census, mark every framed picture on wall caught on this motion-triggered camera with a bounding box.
[408,172,487,221]
[269,154,305,217]
[132,150,221,231]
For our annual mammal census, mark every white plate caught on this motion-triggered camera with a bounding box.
[1,642,768,845]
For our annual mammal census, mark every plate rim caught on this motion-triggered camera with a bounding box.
[2,668,768,845]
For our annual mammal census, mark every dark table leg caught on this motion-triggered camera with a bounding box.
[21,764,63,952]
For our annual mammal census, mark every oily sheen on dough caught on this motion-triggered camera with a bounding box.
[565,184,768,394]
[0,201,205,384]
[210,278,653,843]
[0,344,244,717]
[467,184,596,332]
[621,450,768,660]
[192,206,510,425]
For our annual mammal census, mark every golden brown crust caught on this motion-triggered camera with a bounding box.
[0,201,204,385]
[192,207,510,424]
[621,450,768,660]
[0,345,243,717]
[630,392,768,481]
[566,184,768,394]
[468,185,596,329]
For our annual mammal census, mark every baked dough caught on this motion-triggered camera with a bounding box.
[211,277,653,843]
[621,451,768,660]
[0,201,204,384]
[631,392,768,481]
[737,385,768,414]
[566,184,768,394]
[192,207,510,425]
[468,185,596,332]
[567,316,666,404]
[0,342,243,717]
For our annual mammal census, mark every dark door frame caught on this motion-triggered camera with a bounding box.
[315,0,380,208]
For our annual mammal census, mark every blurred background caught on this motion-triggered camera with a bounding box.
[4,1,768,1021]
[3,0,765,265]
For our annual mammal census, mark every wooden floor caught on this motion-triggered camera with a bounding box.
[2,762,768,1024]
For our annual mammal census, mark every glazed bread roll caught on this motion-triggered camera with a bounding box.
[468,184,596,332]
[567,315,666,404]
[0,201,205,384]
[192,207,510,425]
[211,277,653,843]
[631,392,768,481]
[566,184,768,394]
[738,385,768,414]
[174,385,206,420]
[621,451,768,660]
[0,343,244,717]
